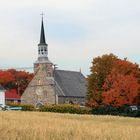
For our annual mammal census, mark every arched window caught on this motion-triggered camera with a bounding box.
[38,49,40,54]
[38,79,41,85]
[35,102,43,109]
[47,72,51,77]
[69,100,74,104]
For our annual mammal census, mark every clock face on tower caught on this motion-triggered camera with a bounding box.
[35,87,43,96]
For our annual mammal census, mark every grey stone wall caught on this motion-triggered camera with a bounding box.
[58,96,85,105]
[34,62,53,77]
[21,63,56,106]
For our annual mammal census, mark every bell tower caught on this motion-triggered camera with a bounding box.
[34,16,53,77]
[22,15,57,106]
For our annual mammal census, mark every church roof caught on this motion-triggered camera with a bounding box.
[54,70,87,97]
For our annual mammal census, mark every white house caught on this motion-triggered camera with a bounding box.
[0,85,5,107]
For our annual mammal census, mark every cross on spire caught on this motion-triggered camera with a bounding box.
[40,12,44,20]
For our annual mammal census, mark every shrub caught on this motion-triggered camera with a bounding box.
[39,104,92,114]
[7,103,34,111]
[118,105,140,117]
[92,105,118,115]
[92,105,140,117]
[20,104,34,111]
[6,103,140,117]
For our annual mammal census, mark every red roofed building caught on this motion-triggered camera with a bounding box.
[5,89,21,104]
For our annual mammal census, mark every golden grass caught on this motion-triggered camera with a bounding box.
[0,111,140,140]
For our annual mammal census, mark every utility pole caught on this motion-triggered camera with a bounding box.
[16,81,20,96]
[53,64,58,105]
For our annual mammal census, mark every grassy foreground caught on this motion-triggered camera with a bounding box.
[0,111,140,140]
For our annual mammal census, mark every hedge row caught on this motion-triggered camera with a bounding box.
[39,104,92,114]
[92,105,140,117]
[7,103,140,117]
[6,103,91,114]
[7,103,34,111]
[39,105,140,117]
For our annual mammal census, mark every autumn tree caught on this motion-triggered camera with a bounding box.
[87,54,118,107]
[87,54,140,107]
[8,69,33,94]
[0,70,15,88]
[102,73,140,106]
[0,69,33,95]
[102,59,140,106]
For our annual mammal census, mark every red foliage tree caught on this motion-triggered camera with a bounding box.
[87,54,118,107]
[0,69,33,95]
[102,73,140,106]
[87,54,140,107]
[0,70,15,85]
[102,59,140,106]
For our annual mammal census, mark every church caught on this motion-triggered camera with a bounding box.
[21,18,87,107]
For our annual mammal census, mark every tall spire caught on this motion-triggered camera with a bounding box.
[39,16,47,45]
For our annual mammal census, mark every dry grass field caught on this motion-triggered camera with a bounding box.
[0,111,140,140]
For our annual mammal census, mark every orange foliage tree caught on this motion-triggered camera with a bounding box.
[87,54,140,107]
[102,73,140,106]
[0,71,15,84]
[87,54,118,107]
[0,69,33,95]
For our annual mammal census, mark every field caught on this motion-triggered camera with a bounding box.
[0,111,140,140]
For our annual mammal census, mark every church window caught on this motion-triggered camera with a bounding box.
[36,102,43,109]
[65,99,69,104]
[38,48,40,54]
[47,72,51,77]
[41,50,44,54]
[69,100,74,104]
[38,79,41,85]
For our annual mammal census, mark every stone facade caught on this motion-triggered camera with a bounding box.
[21,64,57,107]
[34,62,53,76]
[58,96,85,105]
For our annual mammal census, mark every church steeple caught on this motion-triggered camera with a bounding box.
[39,19,47,45]
[34,14,53,74]
[37,16,48,59]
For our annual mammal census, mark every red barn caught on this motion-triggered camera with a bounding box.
[5,89,21,104]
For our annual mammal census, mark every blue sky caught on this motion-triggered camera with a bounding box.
[0,0,140,76]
